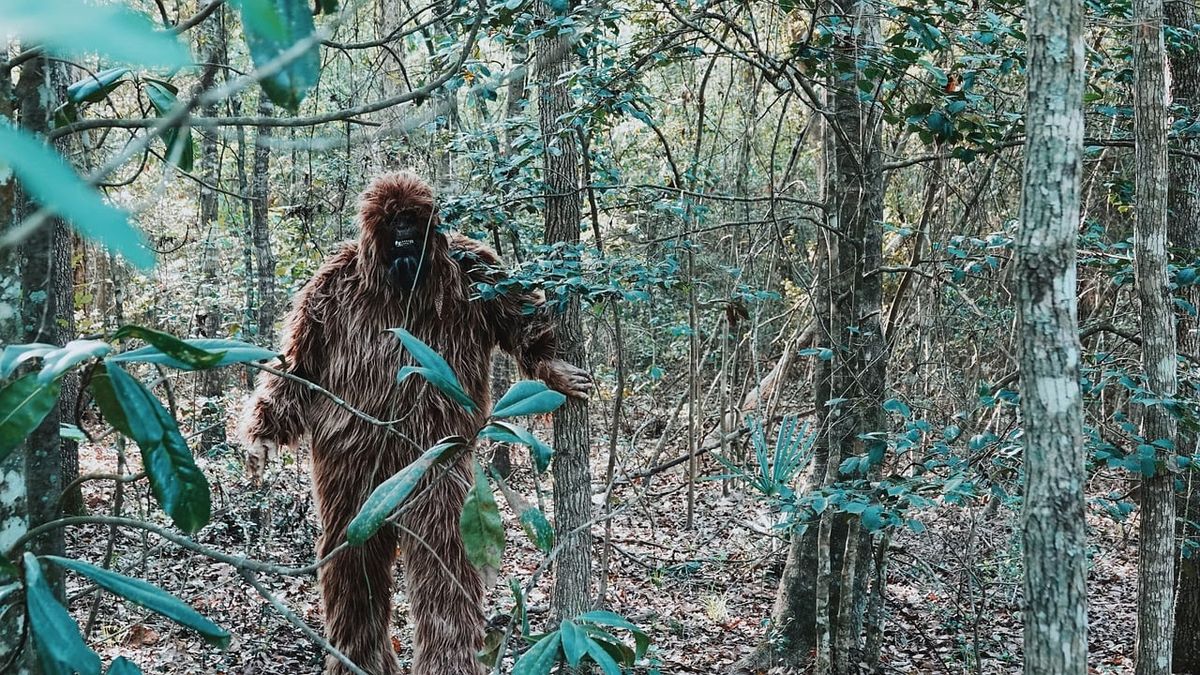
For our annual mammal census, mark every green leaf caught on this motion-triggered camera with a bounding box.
[142,81,193,171]
[0,0,190,68]
[460,459,505,580]
[585,636,624,675]
[105,363,210,532]
[0,120,154,269]
[492,472,554,553]
[113,325,224,370]
[512,632,562,675]
[578,624,635,665]
[106,657,143,675]
[347,438,464,545]
[23,552,102,675]
[0,373,62,464]
[559,619,587,668]
[478,421,553,473]
[397,366,478,412]
[67,67,131,104]
[577,610,649,659]
[90,370,131,437]
[45,556,230,647]
[0,555,17,580]
[60,423,86,442]
[38,339,112,383]
[882,398,912,418]
[391,328,477,412]
[0,342,56,378]
[492,380,566,419]
[109,338,277,370]
[232,0,321,112]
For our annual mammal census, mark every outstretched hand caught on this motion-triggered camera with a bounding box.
[541,358,594,400]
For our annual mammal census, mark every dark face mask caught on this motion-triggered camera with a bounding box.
[387,218,431,290]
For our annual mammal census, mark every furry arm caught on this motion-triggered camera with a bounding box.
[454,235,592,399]
[239,260,336,448]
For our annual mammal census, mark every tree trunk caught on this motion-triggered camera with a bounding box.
[1132,0,1177,670]
[251,99,277,346]
[14,55,74,597]
[537,0,593,622]
[1167,0,1200,667]
[1015,0,1089,667]
[198,1,227,454]
[0,49,28,674]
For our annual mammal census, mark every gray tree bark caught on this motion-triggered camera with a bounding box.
[537,0,593,622]
[1015,0,1089,668]
[1166,0,1200,667]
[251,98,277,345]
[1132,0,1178,670]
[198,1,227,454]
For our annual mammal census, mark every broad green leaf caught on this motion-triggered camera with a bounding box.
[478,421,552,473]
[106,657,142,675]
[577,610,649,659]
[398,366,478,412]
[512,632,562,675]
[0,120,154,269]
[39,339,112,383]
[492,472,553,553]
[113,325,224,370]
[105,363,210,532]
[0,342,56,378]
[585,637,623,675]
[460,460,505,581]
[492,380,566,419]
[45,556,229,647]
[23,552,102,675]
[347,438,464,545]
[578,624,635,665]
[559,619,587,668]
[90,370,131,437]
[109,338,277,369]
[392,328,477,412]
[67,67,130,104]
[0,0,190,68]
[142,81,193,171]
[0,373,61,464]
[232,0,321,112]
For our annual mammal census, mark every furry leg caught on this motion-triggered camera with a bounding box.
[400,459,485,675]
[314,452,402,675]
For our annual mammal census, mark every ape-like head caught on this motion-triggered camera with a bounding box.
[356,171,446,292]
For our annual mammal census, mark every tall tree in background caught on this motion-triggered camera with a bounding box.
[251,98,277,346]
[537,0,593,620]
[1167,0,1200,666]
[1132,0,1177,669]
[197,1,227,454]
[15,54,74,587]
[1014,0,1088,667]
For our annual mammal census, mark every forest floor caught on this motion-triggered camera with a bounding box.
[63,413,1138,674]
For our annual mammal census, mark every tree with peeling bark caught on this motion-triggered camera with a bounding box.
[1015,0,1089,670]
[1132,0,1177,669]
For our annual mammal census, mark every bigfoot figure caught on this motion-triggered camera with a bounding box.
[240,172,591,675]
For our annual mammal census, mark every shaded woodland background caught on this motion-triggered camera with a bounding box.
[1,0,1199,672]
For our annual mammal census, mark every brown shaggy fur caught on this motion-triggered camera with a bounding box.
[240,172,589,675]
